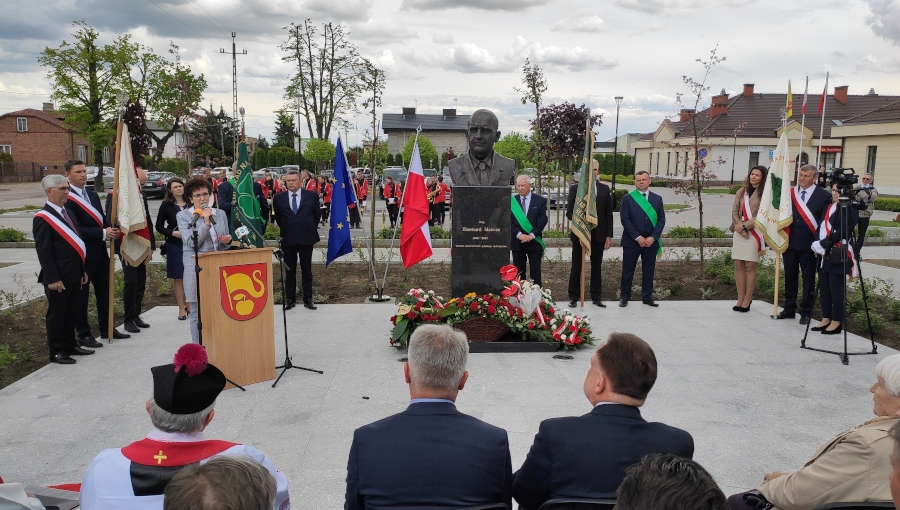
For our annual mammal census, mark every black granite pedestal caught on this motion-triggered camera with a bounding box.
[451,186,511,297]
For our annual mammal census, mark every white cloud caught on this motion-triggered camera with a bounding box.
[863,0,900,46]
[432,33,455,44]
[615,0,742,15]
[856,54,900,73]
[551,15,606,33]
[349,21,418,45]
[506,37,618,72]
[301,0,374,22]
[401,0,548,11]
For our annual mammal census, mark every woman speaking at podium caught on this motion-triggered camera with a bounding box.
[177,177,232,343]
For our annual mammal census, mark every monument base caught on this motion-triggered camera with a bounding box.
[468,339,561,353]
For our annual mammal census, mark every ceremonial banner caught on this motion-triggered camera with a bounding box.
[755,131,793,254]
[570,130,597,256]
[115,123,151,265]
[785,80,793,119]
[400,137,433,268]
[326,136,355,266]
[235,141,264,247]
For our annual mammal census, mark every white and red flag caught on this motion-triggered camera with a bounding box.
[115,123,152,265]
[400,136,433,268]
[817,73,829,116]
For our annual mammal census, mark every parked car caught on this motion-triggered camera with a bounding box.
[383,166,407,184]
[143,171,177,198]
[423,168,437,178]
[212,166,232,180]
[85,166,114,188]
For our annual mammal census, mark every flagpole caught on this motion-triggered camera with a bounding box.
[815,72,829,168]
[579,116,591,307]
[107,119,124,343]
[381,127,419,286]
[797,76,808,175]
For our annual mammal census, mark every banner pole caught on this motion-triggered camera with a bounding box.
[107,121,123,342]
[580,244,586,307]
[773,255,781,318]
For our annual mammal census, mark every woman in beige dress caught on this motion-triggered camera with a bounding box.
[731,166,767,312]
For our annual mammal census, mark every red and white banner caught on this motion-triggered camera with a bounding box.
[67,189,104,228]
[791,187,819,234]
[742,193,763,253]
[35,210,86,262]
[116,123,152,265]
[399,138,433,268]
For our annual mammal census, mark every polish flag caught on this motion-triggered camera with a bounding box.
[400,138,433,268]
[817,73,829,116]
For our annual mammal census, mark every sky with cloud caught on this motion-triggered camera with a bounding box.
[1,0,899,147]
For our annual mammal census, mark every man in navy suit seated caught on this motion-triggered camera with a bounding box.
[511,175,548,287]
[344,324,513,509]
[619,170,665,307]
[512,332,694,510]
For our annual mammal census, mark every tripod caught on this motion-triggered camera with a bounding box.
[190,225,246,390]
[800,196,877,364]
[271,242,323,388]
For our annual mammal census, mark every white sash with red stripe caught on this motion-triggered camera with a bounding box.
[35,210,86,262]
[67,189,104,227]
[791,187,818,234]
[742,192,763,253]
[817,203,859,276]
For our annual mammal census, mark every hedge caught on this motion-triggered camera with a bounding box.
[597,174,634,185]
[876,198,900,212]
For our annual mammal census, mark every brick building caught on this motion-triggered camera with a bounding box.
[382,108,469,167]
[0,103,97,179]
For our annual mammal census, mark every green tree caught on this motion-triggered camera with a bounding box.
[281,20,371,139]
[272,109,295,148]
[187,105,237,167]
[256,135,270,151]
[359,141,387,170]
[268,146,297,167]
[303,138,336,170]
[38,20,138,191]
[494,131,532,171]
[254,148,268,170]
[401,135,438,169]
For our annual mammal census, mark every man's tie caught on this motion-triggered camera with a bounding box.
[643,192,648,200]
[292,193,298,214]
[519,195,525,209]
[61,208,77,232]
[801,189,807,202]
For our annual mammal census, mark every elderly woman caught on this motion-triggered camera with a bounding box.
[730,166,767,312]
[177,177,231,343]
[727,354,900,510]
[811,185,859,335]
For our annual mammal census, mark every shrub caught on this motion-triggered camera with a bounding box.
[0,152,14,162]
[866,227,886,238]
[852,310,886,336]
[542,229,569,239]
[875,198,900,212]
[703,250,735,285]
[729,184,742,194]
[666,225,727,238]
[612,189,628,212]
[429,226,450,239]
[157,158,188,176]
[0,227,27,243]
[264,223,281,240]
[597,174,634,185]
[649,179,668,187]
[888,299,900,321]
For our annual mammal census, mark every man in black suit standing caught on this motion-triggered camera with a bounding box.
[63,160,129,345]
[33,174,95,364]
[511,175,548,286]
[272,170,320,310]
[619,170,665,307]
[512,332,694,509]
[345,324,512,509]
[566,162,614,308]
[778,164,832,325]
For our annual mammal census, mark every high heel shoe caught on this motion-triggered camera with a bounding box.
[732,305,742,311]
[811,321,831,332]
[822,323,843,335]
[738,301,752,312]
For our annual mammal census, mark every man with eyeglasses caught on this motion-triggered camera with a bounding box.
[448,109,516,187]
[854,173,878,258]
[34,174,94,364]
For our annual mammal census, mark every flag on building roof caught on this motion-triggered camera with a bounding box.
[400,135,433,268]
[755,131,793,253]
[326,136,355,266]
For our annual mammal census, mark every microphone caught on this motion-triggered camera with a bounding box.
[233,219,251,247]
[204,205,216,225]
[187,208,204,228]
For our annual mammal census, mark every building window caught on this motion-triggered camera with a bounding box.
[683,151,689,176]
[103,147,110,164]
[749,152,759,171]
[866,146,877,176]
[16,118,28,132]
[666,152,671,175]
[0,145,10,154]
[824,152,836,171]
[77,145,87,162]
[655,152,660,175]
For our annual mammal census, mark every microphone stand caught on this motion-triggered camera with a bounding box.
[191,222,246,390]
[272,242,323,388]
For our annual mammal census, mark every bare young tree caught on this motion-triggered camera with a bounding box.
[515,58,549,191]
[281,20,369,140]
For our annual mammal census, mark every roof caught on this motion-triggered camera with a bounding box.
[642,92,900,142]
[382,113,470,132]
[1,109,66,129]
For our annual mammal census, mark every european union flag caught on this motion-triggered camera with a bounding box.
[326,136,356,266]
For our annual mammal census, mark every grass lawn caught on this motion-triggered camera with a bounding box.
[869,220,900,228]
[664,204,690,211]
[700,188,731,194]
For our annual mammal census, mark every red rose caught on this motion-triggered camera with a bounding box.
[569,325,577,332]
[528,322,535,330]
[581,327,588,333]
[575,337,583,344]
[548,307,555,315]
[406,311,416,319]
[487,305,497,314]
[500,264,518,281]
[501,288,516,297]
[470,302,478,311]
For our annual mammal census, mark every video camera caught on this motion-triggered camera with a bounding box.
[828,167,869,210]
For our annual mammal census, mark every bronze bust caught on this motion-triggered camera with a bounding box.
[449,109,516,186]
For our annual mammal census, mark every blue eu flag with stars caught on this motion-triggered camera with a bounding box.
[326,137,356,266]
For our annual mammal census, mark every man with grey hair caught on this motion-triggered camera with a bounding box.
[854,172,878,257]
[345,324,513,509]
[727,353,900,509]
[80,344,290,509]
[511,174,548,286]
[34,173,92,364]
[448,109,516,186]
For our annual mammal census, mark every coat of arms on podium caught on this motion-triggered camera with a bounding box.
[220,263,268,321]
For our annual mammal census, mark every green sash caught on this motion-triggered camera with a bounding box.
[629,189,662,256]
[511,195,545,253]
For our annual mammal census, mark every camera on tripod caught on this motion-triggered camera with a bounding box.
[828,167,868,210]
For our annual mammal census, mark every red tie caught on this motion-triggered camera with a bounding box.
[61,208,77,232]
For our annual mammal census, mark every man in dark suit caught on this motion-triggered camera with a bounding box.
[511,175,548,286]
[33,174,95,364]
[619,170,665,307]
[566,162,614,308]
[345,324,512,509]
[216,177,234,226]
[778,164,831,325]
[63,160,129,345]
[273,170,320,310]
[512,332,694,509]
[448,109,516,187]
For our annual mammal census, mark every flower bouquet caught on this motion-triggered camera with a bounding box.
[389,289,456,349]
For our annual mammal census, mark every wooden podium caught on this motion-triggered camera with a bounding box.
[197,247,276,387]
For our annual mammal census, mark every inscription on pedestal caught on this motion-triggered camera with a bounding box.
[451,186,511,297]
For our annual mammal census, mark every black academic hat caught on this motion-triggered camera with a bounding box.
[151,344,226,415]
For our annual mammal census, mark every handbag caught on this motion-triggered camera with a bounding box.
[742,490,773,510]
[829,244,849,265]
[159,241,167,256]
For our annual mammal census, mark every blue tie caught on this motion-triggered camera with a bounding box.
[292,193,298,214]
[801,189,806,202]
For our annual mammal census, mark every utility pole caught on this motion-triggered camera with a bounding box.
[221,32,247,161]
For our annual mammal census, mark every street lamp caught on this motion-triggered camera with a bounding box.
[239,107,245,141]
[611,96,624,203]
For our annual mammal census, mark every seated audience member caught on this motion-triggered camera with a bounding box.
[344,324,512,509]
[163,455,276,510]
[512,332,694,509]
[615,453,728,510]
[79,344,290,510]
[889,421,900,507]
[728,353,900,510]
